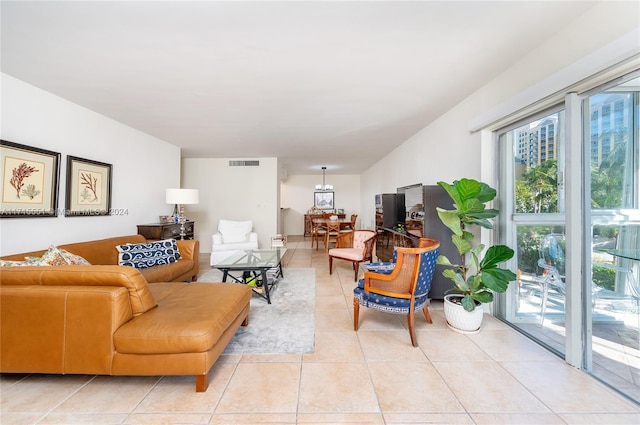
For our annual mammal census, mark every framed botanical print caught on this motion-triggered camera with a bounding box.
[314,191,334,210]
[0,140,61,218]
[65,156,112,216]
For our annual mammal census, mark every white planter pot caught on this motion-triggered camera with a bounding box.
[443,294,484,334]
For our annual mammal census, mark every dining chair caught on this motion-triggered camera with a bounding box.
[328,230,376,281]
[340,214,358,233]
[311,220,327,250]
[353,239,440,347]
[324,221,341,251]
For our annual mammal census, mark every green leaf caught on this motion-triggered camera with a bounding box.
[476,182,497,203]
[436,255,454,266]
[480,269,512,293]
[472,290,494,304]
[437,181,463,206]
[479,245,515,269]
[455,179,482,203]
[461,295,477,312]
[436,208,462,236]
[443,269,469,291]
[452,234,472,255]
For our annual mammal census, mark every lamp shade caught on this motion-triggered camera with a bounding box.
[166,188,199,205]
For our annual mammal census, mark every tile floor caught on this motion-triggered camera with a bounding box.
[2,236,640,424]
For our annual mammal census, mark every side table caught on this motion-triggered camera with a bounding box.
[137,221,195,240]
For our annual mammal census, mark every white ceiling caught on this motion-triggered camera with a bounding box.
[1,1,598,174]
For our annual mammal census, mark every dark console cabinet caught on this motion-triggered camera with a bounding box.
[422,185,456,299]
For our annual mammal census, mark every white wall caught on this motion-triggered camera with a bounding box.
[359,2,640,234]
[181,158,279,251]
[0,74,181,255]
[280,173,361,236]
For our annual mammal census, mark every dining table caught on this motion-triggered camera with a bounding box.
[312,217,353,250]
[312,217,353,229]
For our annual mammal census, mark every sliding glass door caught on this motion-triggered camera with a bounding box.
[496,73,640,403]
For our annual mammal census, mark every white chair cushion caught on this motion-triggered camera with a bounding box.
[218,219,253,244]
[329,248,362,261]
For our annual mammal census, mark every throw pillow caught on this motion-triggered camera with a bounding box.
[0,258,47,267]
[58,248,92,265]
[116,239,181,269]
[39,245,73,266]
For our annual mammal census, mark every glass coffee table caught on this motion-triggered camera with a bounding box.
[212,248,286,304]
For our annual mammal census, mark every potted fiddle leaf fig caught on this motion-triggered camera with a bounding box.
[436,178,517,333]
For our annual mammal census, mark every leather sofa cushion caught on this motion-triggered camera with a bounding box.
[114,283,251,354]
[0,265,157,316]
[138,259,194,283]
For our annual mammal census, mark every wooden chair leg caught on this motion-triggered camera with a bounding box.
[353,262,359,282]
[423,304,432,324]
[329,256,333,275]
[353,298,360,331]
[407,310,418,347]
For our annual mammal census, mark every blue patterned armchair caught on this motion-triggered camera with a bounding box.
[353,239,440,347]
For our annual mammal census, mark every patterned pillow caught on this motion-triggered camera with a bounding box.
[1,245,90,267]
[38,245,72,266]
[0,258,47,267]
[116,239,181,269]
[59,248,91,265]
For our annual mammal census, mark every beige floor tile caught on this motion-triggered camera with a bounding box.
[296,412,385,424]
[354,309,407,332]
[419,309,451,330]
[418,329,493,362]
[39,413,129,424]
[240,353,302,363]
[433,361,551,413]
[469,329,560,362]
[358,331,429,362]
[316,294,350,310]
[383,412,474,424]
[134,363,237,413]
[501,361,640,413]
[302,331,365,362]
[0,374,30,392]
[53,376,158,414]
[556,413,640,424]
[470,413,565,424]
[315,308,354,332]
[298,362,379,413]
[368,362,464,413]
[215,362,301,413]
[125,412,212,424]
[0,374,94,413]
[209,413,296,424]
[0,412,47,425]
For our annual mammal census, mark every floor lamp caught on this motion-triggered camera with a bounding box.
[166,188,199,239]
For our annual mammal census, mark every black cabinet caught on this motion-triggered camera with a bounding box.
[422,185,456,299]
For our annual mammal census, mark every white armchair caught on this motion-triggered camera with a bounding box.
[210,219,259,265]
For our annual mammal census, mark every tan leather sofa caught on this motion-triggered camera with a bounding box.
[0,235,252,392]
[1,234,199,283]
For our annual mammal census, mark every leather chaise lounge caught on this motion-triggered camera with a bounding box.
[0,235,251,392]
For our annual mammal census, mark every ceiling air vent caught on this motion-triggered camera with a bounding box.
[228,160,260,167]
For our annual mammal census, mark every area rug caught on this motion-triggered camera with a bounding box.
[197,267,315,354]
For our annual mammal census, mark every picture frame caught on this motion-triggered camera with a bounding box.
[65,156,112,216]
[1,140,61,218]
[314,191,334,210]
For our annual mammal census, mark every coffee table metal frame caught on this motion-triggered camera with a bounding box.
[212,248,286,304]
